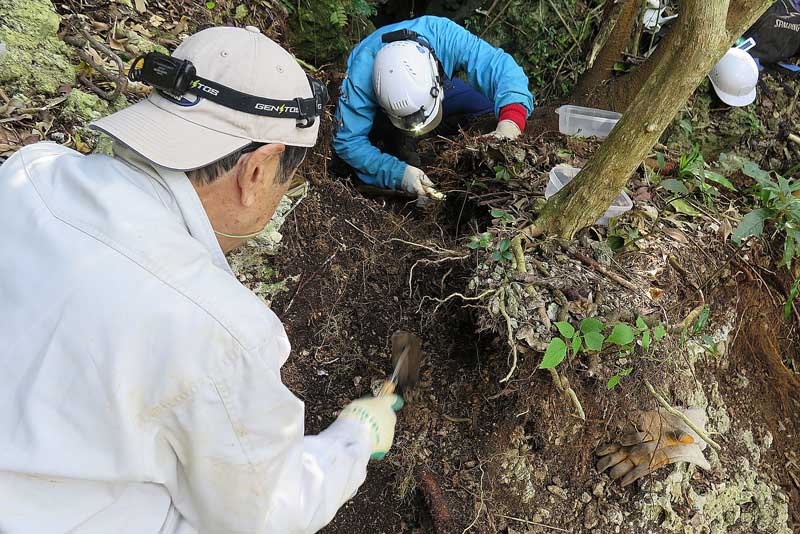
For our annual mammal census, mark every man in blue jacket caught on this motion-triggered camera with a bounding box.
[333,16,534,204]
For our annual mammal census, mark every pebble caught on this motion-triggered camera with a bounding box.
[581,492,592,504]
[50,132,66,143]
[592,481,605,497]
[607,507,623,525]
[547,485,567,500]
[583,502,600,530]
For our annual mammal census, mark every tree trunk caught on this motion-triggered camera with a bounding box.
[573,0,639,105]
[535,0,764,238]
[569,0,774,113]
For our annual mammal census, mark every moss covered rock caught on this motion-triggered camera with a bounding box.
[60,89,127,124]
[0,0,76,96]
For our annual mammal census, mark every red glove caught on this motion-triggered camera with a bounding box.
[498,103,527,133]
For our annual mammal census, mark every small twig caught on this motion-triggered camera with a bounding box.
[390,237,459,256]
[461,464,486,533]
[546,0,581,51]
[497,514,569,533]
[443,415,472,424]
[788,133,800,146]
[645,380,722,452]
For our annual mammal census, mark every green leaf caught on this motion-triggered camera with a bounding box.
[490,209,505,218]
[584,331,605,351]
[234,4,248,18]
[205,0,216,8]
[784,275,800,320]
[679,118,693,135]
[620,367,634,376]
[732,208,772,243]
[653,324,666,340]
[571,333,582,355]
[499,239,511,252]
[607,323,635,345]
[540,338,567,369]
[635,316,647,330]
[742,159,770,180]
[656,152,665,170]
[554,321,575,338]
[642,329,651,351]
[580,317,604,334]
[607,375,621,390]
[608,235,625,252]
[660,179,689,195]
[692,305,711,335]
[494,166,512,182]
[669,199,702,217]
[703,171,736,191]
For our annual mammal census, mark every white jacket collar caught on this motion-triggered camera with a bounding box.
[112,143,234,277]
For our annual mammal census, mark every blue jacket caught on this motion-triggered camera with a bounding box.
[333,16,534,189]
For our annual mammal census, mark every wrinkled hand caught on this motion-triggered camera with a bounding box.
[401,166,438,207]
[597,408,711,487]
[337,395,404,459]
[490,119,522,140]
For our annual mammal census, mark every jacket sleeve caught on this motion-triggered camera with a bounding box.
[434,17,534,116]
[332,67,408,190]
[158,337,371,534]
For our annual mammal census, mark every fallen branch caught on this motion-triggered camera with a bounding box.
[645,379,722,452]
[569,249,639,292]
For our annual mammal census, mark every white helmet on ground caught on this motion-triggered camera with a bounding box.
[708,48,759,107]
[373,40,443,136]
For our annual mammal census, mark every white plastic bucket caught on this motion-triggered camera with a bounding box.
[545,164,633,226]
[556,105,622,139]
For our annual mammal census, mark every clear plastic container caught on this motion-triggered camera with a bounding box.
[545,164,633,226]
[556,105,622,139]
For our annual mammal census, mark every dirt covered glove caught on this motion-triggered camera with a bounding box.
[337,395,404,459]
[401,165,437,207]
[596,407,711,487]
[491,119,522,140]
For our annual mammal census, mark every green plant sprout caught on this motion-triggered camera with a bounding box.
[539,316,666,372]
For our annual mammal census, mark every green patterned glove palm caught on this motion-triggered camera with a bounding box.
[337,395,404,459]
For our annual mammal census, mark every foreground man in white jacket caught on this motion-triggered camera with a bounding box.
[0,26,402,534]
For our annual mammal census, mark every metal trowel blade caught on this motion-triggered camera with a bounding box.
[390,330,423,390]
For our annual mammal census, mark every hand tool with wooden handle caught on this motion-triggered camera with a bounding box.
[377,330,422,397]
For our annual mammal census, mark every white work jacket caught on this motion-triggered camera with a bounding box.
[0,142,371,534]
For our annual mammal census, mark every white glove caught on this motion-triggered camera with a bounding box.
[337,395,404,459]
[491,119,522,140]
[401,165,435,207]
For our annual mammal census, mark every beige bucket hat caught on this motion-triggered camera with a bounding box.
[91,26,320,171]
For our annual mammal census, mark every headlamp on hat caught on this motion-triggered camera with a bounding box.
[129,52,329,128]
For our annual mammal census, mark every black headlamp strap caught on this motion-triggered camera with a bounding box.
[183,75,319,122]
[129,52,326,128]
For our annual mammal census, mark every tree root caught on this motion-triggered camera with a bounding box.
[418,468,454,534]
[498,288,519,383]
[645,380,721,452]
[510,236,527,274]
[548,369,586,421]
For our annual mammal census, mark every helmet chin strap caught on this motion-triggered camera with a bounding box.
[213,222,268,240]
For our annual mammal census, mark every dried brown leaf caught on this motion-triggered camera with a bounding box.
[663,228,688,243]
[718,219,733,242]
[134,0,147,14]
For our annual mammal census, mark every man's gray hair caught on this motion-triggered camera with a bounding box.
[187,143,307,186]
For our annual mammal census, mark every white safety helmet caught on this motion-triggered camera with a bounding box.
[708,48,759,107]
[373,40,443,136]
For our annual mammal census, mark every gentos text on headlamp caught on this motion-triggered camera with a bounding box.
[129,52,329,128]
